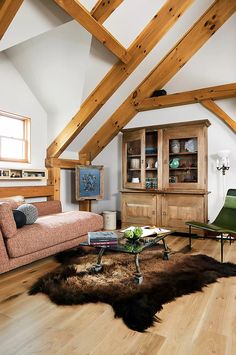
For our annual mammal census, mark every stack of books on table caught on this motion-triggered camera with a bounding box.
[88,231,118,246]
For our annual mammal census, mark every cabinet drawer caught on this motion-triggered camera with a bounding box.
[162,194,206,233]
[121,193,156,226]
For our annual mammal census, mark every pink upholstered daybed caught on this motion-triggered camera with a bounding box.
[0,200,103,274]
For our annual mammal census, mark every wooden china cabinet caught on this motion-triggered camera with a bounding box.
[121,120,210,233]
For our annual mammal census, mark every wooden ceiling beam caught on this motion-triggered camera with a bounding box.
[91,0,124,23]
[45,158,81,169]
[0,185,54,198]
[137,83,236,111]
[0,0,24,40]
[47,0,194,158]
[201,99,236,133]
[80,0,236,161]
[54,0,130,63]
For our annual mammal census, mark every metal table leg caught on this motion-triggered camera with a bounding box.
[92,247,105,272]
[134,253,143,284]
[162,237,171,260]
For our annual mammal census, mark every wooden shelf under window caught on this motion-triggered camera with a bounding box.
[0,168,47,180]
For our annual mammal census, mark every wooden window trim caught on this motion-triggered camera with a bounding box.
[0,110,30,163]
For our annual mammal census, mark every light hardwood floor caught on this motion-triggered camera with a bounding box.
[0,236,236,355]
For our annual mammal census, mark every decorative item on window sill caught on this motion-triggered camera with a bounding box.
[216,150,230,175]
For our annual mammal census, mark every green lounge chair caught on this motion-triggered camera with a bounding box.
[186,189,236,262]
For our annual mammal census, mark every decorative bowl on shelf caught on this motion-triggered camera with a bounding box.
[185,138,197,152]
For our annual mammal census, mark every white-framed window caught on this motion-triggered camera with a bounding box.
[0,110,30,163]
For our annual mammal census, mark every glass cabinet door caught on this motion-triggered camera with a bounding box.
[123,129,145,189]
[145,130,158,190]
[163,125,205,190]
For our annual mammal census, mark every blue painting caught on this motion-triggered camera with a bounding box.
[79,168,101,197]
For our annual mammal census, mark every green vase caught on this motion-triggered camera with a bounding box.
[169,158,180,169]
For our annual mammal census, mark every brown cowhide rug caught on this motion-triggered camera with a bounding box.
[29,246,236,332]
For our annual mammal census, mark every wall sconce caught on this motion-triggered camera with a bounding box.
[216,150,231,175]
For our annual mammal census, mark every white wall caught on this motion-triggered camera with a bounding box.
[0,0,71,51]
[0,52,47,181]
[7,20,92,144]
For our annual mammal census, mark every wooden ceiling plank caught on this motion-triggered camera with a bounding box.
[80,0,236,161]
[201,99,236,133]
[91,0,124,23]
[138,83,236,111]
[54,0,130,63]
[47,0,194,158]
[0,0,24,40]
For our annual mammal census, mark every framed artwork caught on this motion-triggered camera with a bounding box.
[75,165,104,201]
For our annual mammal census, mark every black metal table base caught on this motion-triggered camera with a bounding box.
[91,237,171,284]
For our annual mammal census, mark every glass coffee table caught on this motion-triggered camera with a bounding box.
[80,229,174,284]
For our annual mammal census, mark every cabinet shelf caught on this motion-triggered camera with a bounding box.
[128,154,141,158]
[169,167,197,170]
[169,152,197,156]
[145,153,157,157]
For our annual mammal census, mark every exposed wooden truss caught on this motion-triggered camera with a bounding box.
[0,0,23,40]
[137,83,236,111]
[201,99,236,133]
[54,0,130,63]
[80,0,236,161]
[91,0,124,23]
[47,0,194,158]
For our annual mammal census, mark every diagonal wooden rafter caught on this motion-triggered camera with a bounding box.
[47,0,194,158]
[201,99,236,133]
[54,0,130,63]
[91,0,124,23]
[0,0,24,40]
[80,0,236,161]
[137,83,236,111]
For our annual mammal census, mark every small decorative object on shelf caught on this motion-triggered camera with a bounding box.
[169,158,180,169]
[185,138,197,152]
[0,168,47,180]
[170,139,180,153]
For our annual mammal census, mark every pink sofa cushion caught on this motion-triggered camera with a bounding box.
[32,200,62,216]
[0,203,17,238]
[6,211,103,258]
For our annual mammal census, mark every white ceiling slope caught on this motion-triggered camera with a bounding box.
[0,0,71,52]
[7,20,92,143]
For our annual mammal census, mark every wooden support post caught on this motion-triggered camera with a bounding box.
[201,100,236,133]
[47,167,61,201]
[54,0,130,63]
[91,0,124,23]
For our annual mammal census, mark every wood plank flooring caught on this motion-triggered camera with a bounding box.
[0,236,236,355]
